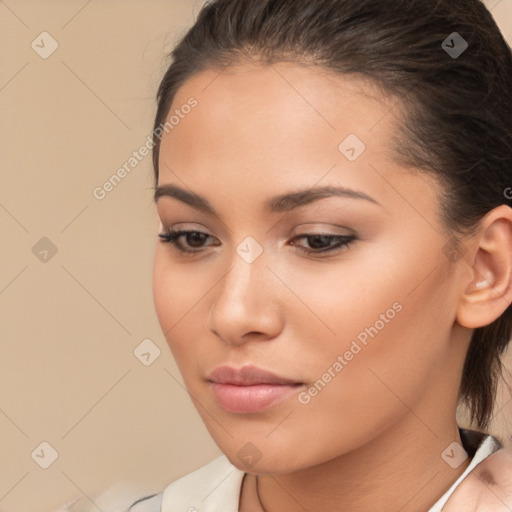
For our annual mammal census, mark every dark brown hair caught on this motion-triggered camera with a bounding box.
[152,0,512,431]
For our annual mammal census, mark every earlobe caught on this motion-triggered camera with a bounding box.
[456,205,512,329]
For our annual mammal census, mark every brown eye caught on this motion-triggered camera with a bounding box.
[158,230,217,255]
[290,234,356,254]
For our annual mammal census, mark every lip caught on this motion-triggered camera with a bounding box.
[207,365,303,413]
[207,365,301,385]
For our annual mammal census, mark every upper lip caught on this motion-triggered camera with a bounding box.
[207,365,301,385]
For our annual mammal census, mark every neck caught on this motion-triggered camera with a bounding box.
[254,413,471,512]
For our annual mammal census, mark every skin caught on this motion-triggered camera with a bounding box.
[152,61,512,512]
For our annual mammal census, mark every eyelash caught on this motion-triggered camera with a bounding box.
[157,229,356,257]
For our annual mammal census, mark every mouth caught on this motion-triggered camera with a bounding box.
[206,365,304,414]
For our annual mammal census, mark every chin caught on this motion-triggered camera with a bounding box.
[229,456,296,475]
[221,443,312,475]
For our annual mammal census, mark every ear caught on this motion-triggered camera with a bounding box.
[456,205,512,329]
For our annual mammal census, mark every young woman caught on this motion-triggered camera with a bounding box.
[59,0,512,510]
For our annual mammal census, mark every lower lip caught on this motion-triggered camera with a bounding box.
[210,382,302,413]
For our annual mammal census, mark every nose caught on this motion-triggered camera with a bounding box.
[207,245,284,346]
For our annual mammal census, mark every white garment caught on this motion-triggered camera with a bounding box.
[151,430,501,512]
[428,434,501,512]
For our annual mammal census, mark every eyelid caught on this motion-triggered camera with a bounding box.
[158,221,353,240]
[289,223,355,237]
[159,220,212,233]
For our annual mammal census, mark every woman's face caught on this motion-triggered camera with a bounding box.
[153,62,470,473]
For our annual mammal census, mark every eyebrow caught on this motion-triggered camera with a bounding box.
[153,183,382,215]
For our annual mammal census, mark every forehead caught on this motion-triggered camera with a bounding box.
[157,61,440,224]
[161,61,400,172]
[170,61,398,136]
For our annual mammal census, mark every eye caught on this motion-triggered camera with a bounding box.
[158,229,356,257]
[157,229,216,255]
[289,233,356,255]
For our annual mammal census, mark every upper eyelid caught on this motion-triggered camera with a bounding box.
[157,218,355,232]
[159,226,353,239]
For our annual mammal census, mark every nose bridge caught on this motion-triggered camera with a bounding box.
[217,238,268,307]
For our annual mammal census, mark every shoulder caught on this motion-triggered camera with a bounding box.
[53,457,242,512]
[443,445,512,511]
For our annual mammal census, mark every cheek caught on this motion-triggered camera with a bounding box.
[153,249,204,327]
[274,288,446,468]
[152,250,176,333]
[152,250,213,365]
[153,251,192,348]
[292,243,452,407]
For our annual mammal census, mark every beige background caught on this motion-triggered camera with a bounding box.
[0,1,511,511]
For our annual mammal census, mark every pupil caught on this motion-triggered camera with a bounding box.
[188,232,206,247]
[310,235,330,249]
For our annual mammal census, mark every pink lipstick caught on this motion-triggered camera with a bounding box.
[207,365,303,413]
